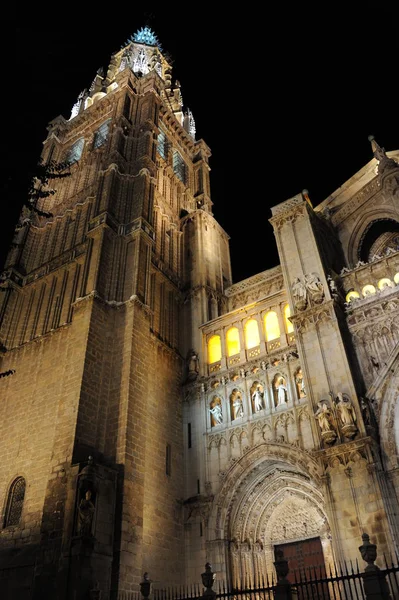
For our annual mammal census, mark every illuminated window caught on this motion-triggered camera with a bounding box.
[264,311,280,341]
[378,278,393,290]
[67,138,84,164]
[93,120,111,149]
[394,273,399,284]
[157,131,168,160]
[245,319,260,349]
[208,335,222,364]
[283,304,294,334]
[173,151,187,184]
[346,290,360,302]
[4,477,26,528]
[362,284,376,297]
[226,327,240,357]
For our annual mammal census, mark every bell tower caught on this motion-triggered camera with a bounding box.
[0,26,228,599]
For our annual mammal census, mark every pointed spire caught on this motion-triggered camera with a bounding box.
[368,135,398,175]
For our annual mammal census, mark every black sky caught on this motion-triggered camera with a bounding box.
[1,4,398,283]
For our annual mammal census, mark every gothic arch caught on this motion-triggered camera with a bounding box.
[347,210,399,267]
[209,443,329,585]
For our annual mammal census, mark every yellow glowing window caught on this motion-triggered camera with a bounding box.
[245,319,260,349]
[265,311,280,341]
[346,290,360,302]
[284,304,294,334]
[208,335,222,364]
[394,273,399,284]
[378,278,393,290]
[226,327,240,357]
[362,284,376,297]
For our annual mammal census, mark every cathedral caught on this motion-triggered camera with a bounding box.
[0,27,398,600]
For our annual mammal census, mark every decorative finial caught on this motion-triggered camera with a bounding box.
[302,189,313,208]
[369,135,398,175]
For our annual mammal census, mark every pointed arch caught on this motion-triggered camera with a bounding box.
[3,476,26,528]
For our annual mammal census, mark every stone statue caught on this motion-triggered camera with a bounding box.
[231,390,244,420]
[327,275,339,300]
[276,378,288,406]
[335,393,356,426]
[252,386,264,412]
[292,278,307,311]
[187,350,199,381]
[77,490,95,537]
[315,402,333,433]
[305,273,325,304]
[295,369,306,398]
[209,403,223,425]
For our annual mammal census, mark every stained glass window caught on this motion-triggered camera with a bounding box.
[4,477,26,527]
[93,120,111,149]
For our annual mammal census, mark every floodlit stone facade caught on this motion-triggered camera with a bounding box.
[0,27,398,600]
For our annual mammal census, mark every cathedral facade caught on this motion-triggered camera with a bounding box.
[0,28,398,600]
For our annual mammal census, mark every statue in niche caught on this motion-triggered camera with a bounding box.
[295,368,306,398]
[275,377,288,406]
[186,349,199,381]
[77,490,95,537]
[252,385,264,412]
[292,277,307,311]
[335,392,357,438]
[230,389,244,420]
[305,273,325,304]
[209,399,223,426]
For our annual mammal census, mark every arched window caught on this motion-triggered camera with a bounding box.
[67,138,84,164]
[378,278,394,290]
[283,304,294,334]
[226,327,240,357]
[346,290,360,302]
[208,335,222,364]
[4,477,26,528]
[362,284,376,297]
[264,311,280,341]
[245,319,260,349]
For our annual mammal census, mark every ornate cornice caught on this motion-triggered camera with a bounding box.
[290,300,336,333]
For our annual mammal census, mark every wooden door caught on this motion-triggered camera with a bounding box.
[274,537,328,598]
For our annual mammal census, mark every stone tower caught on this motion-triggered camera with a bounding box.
[0,27,231,599]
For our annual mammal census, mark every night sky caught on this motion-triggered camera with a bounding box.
[1,4,398,283]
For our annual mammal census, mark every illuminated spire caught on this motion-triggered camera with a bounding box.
[123,27,162,51]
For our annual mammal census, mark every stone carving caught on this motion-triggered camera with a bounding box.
[209,399,223,426]
[77,490,95,537]
[295,368,306,399]
[186,349,199,381]
[252,385,264,412]
[305,273,325,304]
[327,274,339,300]
[274,377,288,406]
[230,389,244,420]
[315,402,336,444]
[335,393,357,438]
[292,277,307,311]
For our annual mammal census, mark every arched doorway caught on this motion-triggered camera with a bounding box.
[211,444,334,586]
